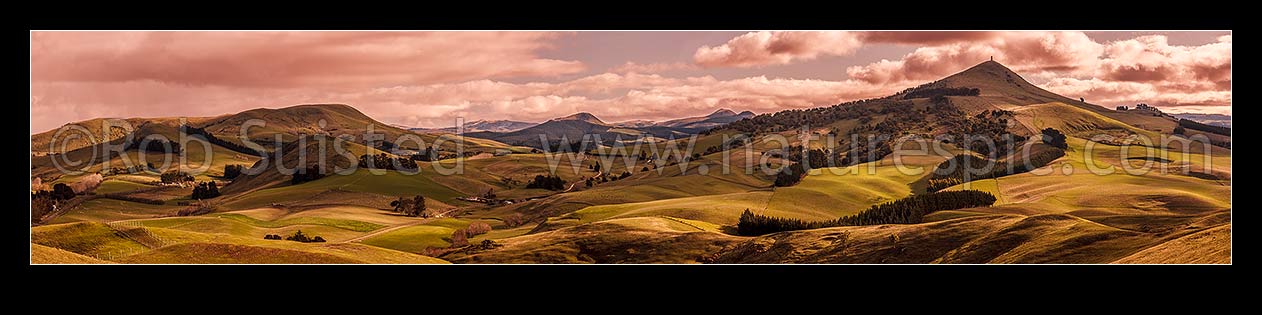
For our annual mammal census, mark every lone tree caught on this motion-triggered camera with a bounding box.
[1041,128,1068,149]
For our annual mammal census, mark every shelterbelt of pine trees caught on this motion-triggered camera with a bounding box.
[737,190,997,236]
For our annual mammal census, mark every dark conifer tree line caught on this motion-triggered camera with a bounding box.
[736,190,997,236]
[126,138,182,154]
[1178,119,1230,136]
[358,153,419,170]
[290,165,326,184]
[180,125,265,156]
[526,175,566,190]
[902,87,980,100]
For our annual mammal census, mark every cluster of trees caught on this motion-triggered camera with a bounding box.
[290,165,326,185]
[29,174,105,222]
[772,146,839,187]
[161,171,194,184]
[503,213,525,227]
[357,153,419,170]
[1178,119,1230,136]
[190,181,220,200]
[902,87,980,100]
[31,186,74,223]
[449,222,494,247]
[270,230,326,243]
[450,229,469,247]
[409,147,470,162]
[526,175,566,190]
[449,222,493,247]
[583,171,633,187]
[106,163,158,175]
[736,190,998,236]
[927,147,1066,192]
[68,173,103,194]
[31,193,56,223]
[773,163,807,187]
[125,138,182,154]
[390,195,433,217]
[466,222,492,236]
[941,110,1026,158]
[223,164,247,179]
[31,176,102,217]
[180,125,265,156]
[1041,128,1068,149]
[31,177,46,192]
[42,184,77,200]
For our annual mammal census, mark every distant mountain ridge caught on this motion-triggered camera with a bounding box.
[412,119,537,133]
[467,109,758,149]
[658,108,756,129]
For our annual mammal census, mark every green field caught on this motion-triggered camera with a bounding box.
[51,198,179,223]
[95,179,153,194]
[214,213,385,232]
[137,227,448,264]
[359,217,500,253]
[129,213,380,242]
[32,222,149,259]
[221,168,466,210]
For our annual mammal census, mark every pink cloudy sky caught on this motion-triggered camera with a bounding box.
[30,31,1231,133]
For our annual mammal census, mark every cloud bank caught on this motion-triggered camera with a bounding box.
[30,31,1231,134]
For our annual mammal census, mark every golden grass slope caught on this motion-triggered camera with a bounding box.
[119,243,363,264]
[709,212,1227,264]
[1113,224,1231,264]
[31,243,113,264]
[445,217,743,264]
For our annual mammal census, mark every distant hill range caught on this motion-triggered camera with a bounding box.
[658,109,756,129]
[412,120,537,133]
[407,109,754,148]
[462,109,755,149]
[1172,113,1231,128]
